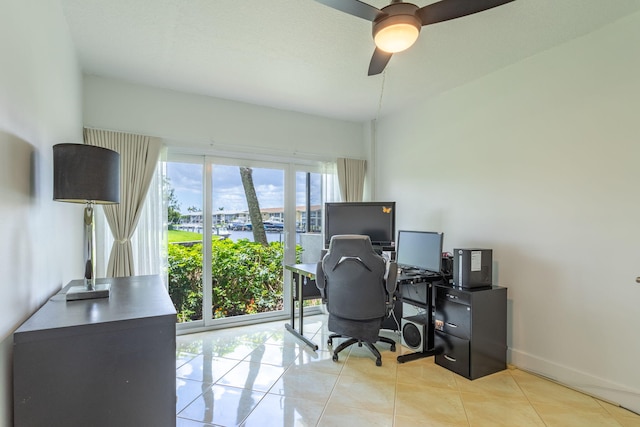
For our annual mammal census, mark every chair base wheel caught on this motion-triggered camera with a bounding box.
[332,354,339,362]
[376,359,382,367]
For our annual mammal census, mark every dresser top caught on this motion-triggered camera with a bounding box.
[15,275,176,343]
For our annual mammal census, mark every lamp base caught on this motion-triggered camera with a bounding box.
[66,283,111,301]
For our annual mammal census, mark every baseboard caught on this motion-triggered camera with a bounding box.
[509,348,640,415]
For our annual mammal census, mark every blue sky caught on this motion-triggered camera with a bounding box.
[167,162,321,213]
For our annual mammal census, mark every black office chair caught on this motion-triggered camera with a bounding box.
[315,234,398,366]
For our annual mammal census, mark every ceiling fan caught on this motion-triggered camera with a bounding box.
[314,0,515,75]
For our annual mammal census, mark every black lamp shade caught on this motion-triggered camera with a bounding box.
[53,144,120,204]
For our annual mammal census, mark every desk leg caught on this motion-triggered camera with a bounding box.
[397,282,439,363]
[289,272,296,330]
[285,272,318,351]
[298,273,304,336]
[397,348,436,363]
[285,324,318,350]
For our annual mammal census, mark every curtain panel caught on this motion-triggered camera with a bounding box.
[336,158,366,202]
[84,128,162,277]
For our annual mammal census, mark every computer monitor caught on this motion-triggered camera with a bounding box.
[396,230,443,274]
[324,202,396,248]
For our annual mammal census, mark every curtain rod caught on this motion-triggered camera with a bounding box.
[83,127,365,162]
[208,140,363,161]
[82,126,164,140]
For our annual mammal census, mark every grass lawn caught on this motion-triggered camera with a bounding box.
[168,229,202,243]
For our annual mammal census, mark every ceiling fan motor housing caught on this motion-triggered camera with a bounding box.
[373,3,422,52]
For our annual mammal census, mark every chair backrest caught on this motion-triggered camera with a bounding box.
[320,234,388,321]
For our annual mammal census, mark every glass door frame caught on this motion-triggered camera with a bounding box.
[169,151,326,333]
[204,155,291,330]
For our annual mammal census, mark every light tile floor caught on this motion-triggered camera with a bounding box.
[175,315,640,427]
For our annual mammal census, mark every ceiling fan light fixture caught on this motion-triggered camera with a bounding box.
[373,13,421,53]
[374,23,419,53]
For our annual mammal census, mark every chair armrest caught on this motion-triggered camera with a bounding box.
[315,261,326,301]
[383,261,398,312]
[385,261,398,295]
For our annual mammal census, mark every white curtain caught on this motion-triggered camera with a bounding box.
[321,161,340,203]
[336,158,366,202]
[84,128,162,277]
[94,150,166,283]
[130,151,166,279]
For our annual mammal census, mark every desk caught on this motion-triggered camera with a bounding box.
[284,263,320,350]
[285,263,402,350]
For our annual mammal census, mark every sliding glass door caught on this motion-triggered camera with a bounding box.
[165,152,335,330]
[166,154,290,329]
[209,161,286,320]
[166,159,205,324]
[295,170,324,264]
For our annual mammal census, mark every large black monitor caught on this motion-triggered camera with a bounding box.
[324,202,396,248]
[396,230,444,274]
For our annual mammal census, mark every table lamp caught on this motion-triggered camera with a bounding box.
[53,143,120,301]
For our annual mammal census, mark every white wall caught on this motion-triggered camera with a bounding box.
[375,11,640,412]
[0,1,83,425]
[83,75,367,161]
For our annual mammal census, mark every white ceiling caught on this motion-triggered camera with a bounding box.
[60,0,640,122]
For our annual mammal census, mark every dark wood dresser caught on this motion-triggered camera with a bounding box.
[13,275,177,427]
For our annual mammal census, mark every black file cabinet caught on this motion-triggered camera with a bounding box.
[434,284,507,380]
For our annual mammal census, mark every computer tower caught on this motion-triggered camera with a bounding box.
[441,254,453,276]
[452,248,492,289]
[401,314,431,352]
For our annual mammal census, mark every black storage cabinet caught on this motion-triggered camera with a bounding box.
[434,284,507,380]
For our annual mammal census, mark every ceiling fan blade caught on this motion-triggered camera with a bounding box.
[417,0,515,26]
[314,0,383,22]
[368,49,393,76]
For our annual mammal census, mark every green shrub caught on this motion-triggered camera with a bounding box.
[167,243,203,322]
[168,239,302,322]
